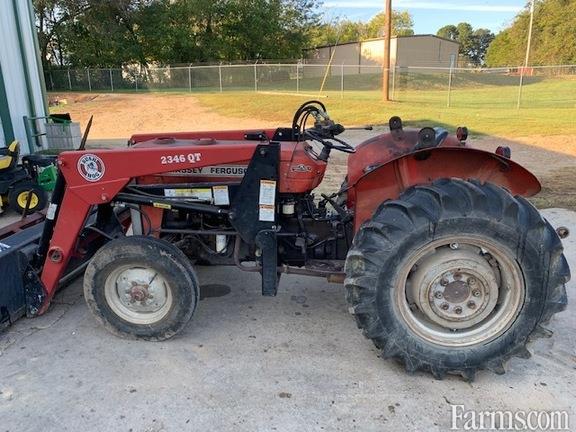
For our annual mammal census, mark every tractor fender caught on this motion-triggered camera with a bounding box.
[349,146,541,231]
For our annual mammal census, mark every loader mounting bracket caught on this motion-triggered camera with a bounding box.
[255,229,279,296]
[229,142,280,244]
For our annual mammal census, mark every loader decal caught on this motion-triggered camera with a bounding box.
[165,165,248,177]
[77,154,105,182]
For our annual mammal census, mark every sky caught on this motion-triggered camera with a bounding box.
[322,0,529,34]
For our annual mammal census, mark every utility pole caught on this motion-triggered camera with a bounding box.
[524,0,536,69]
[382,0,392,101]
[517,0,535,108]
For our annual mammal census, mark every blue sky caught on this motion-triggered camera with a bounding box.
[322,0,529,34]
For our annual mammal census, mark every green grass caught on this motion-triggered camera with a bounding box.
[193,76,576,137]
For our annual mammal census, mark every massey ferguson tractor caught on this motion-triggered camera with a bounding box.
[0,101,569,380]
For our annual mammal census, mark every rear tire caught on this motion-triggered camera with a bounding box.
[345,179,569,380]
[84,236,199,341]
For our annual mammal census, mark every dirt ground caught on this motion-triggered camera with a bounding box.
[50,92,576,210]
[50,93,278,138]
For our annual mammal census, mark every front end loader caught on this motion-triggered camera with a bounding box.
[0,101,569,380]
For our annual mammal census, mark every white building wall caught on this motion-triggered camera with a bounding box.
[304,36,459,74]
[0,0,48,154]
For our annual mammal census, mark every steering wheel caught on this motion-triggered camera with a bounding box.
[293,100,355,154]
[306,131,356,154]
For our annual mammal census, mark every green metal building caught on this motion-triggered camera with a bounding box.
[0,0,48,155]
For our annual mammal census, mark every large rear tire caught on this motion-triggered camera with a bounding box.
[345,178,569,380]
[84,236,199,341]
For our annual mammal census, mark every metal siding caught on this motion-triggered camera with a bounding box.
[0,0,47,154]
[306,36,459,70]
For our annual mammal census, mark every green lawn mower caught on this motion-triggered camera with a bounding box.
[0,141,56,215]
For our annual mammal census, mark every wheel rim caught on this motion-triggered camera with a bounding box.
[104,265,173,325]
[395,235,525,347]
[17,191,39,209]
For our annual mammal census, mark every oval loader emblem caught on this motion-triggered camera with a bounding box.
[77,154,105,182]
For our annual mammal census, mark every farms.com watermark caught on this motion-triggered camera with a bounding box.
[451,405,570,431]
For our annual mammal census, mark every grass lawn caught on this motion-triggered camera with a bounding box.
[194,77,576,137]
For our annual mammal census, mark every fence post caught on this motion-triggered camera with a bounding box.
[254,63,258,92]
[517,66,525,109]
[87,68,92,92]
[109,68,114,92]
[340,63,344,98]
[67,69,72,90]
[135,72,138,91]
[218,63,223,93]
[296,63,300,94]
[49,72,54,91]
[391,65,396,101]
[188,64,192,92]
[447,58,455,108]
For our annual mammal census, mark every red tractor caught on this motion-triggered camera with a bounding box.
[0,101,569,380]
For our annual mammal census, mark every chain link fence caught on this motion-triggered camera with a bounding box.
[44,63,576,108]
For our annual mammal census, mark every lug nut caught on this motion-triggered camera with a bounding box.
[467,301,476,309]
[440,278,449,286]
[453,272,462,280]
[472,289,481,297]
[468,277,477,286]
[440,302,450,311]
[454,306,463,315]
[450,243,459,250]
[434,291,443,299]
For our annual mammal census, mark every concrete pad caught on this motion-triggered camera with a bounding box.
[0,209,575,432]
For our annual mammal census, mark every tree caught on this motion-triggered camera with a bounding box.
[486,0,576,67]
[365,11,414,38]
[436,22,494,66]
[34,0,91,68]
[436,25,458,41]
[470,29,495,66]
[34,0,321,66]
[309,10,414,47]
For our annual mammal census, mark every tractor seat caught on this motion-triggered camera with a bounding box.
[0,141,20,173]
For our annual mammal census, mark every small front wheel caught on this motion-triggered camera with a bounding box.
[9,182,47,214]
[84,236,199,341]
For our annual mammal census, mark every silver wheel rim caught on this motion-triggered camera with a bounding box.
[104,265,173,325]
[395,235,525,347]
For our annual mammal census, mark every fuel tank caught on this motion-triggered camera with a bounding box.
[129,129,327,194]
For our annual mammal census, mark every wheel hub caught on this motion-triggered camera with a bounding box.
[128,283,150,303]
[442,279,470,303]
[409,248,499,330]
[105,266,172,324]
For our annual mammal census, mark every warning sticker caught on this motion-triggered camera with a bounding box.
[259,180,276,222]
[259,205,275,222]
[212,185,230,206]
[259,180,276,206]
[164,188,213,202]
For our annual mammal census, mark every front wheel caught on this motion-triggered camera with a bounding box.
[345,179,569,380]
[84,236,199,341]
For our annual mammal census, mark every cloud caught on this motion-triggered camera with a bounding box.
[323,1,523,12]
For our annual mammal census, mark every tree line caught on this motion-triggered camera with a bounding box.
[35,0,320,68]
[35,0,575,69]
[486,0,576,66]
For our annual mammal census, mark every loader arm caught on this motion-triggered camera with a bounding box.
[39,143,260,312]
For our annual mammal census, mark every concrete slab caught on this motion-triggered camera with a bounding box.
[0,209,575,432]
